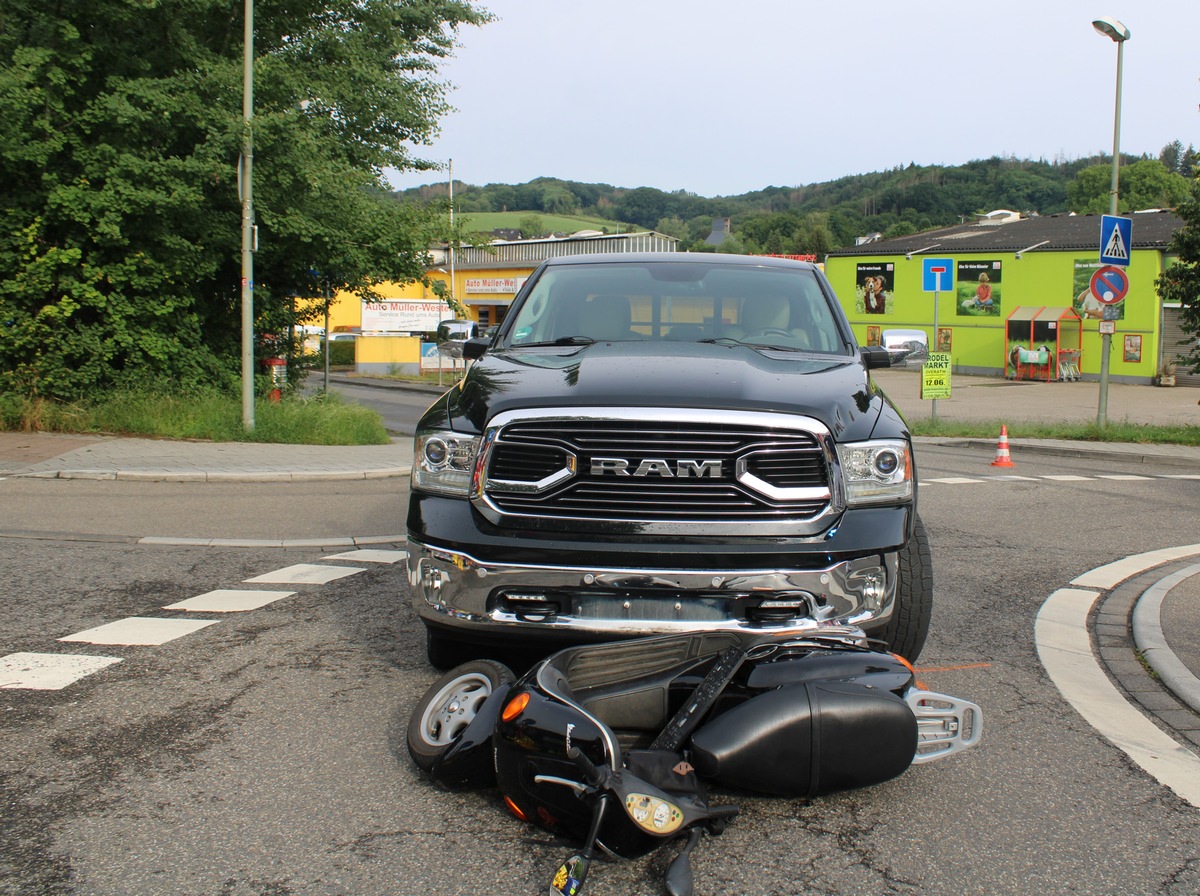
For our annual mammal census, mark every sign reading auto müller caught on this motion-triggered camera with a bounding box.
[465,277,526,294]
[361,300,452,332]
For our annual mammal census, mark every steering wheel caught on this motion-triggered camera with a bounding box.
[742,328,794,341]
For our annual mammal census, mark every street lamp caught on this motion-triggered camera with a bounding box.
[240,0,256,431]
[1092,15,1129,429]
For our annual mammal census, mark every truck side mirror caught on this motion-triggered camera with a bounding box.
[860,345,891,369]
[463,337,490,361]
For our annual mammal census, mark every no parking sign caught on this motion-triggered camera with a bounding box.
[1089,265,1129,305]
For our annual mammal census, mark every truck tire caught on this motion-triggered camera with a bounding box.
[871,515,933,662]
[426,627,472,670]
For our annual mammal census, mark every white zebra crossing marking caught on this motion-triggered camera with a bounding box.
[1,653,123,690]
[59,617,218,646]
[164,589,296,613]
[243,563,367,585]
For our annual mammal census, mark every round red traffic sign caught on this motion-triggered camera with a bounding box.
[1089,265,1129,305]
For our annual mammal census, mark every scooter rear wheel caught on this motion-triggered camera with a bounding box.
[407,660,514,771]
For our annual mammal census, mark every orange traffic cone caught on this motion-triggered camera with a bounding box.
[990,425,1015,468]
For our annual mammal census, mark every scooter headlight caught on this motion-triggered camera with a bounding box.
[412,430,480,496]
[836,440,913,505]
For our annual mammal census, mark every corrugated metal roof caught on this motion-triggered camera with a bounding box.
[827,210,1183,257]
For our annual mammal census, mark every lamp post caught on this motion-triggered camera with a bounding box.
[239,0,255,431]
[1092,15,1129,429]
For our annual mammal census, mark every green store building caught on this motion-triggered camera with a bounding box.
[823,210,1194,386]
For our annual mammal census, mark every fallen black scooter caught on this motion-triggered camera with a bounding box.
[407,628,981,895]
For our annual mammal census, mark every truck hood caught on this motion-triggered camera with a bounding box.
[443,341,889,442]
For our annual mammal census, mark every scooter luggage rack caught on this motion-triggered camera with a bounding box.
[906,690,983,763]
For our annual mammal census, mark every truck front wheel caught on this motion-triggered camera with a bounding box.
[868,515,933,662]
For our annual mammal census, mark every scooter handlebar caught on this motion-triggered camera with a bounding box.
[566,746,603,786]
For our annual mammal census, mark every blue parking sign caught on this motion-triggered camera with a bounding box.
[1100,215,1132,266]
[922,258,954,292]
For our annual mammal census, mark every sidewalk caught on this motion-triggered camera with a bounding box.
[0,431,413,482]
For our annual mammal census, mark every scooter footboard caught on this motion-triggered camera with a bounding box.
[906,690,983,763]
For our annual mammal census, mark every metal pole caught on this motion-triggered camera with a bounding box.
[240,0,255,430]
[323,281,331,393]
[931,290,940,422]
[1097,32,1125,429]
[440,159,455,388]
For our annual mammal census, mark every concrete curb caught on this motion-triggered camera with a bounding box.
[1132,562,1200,716]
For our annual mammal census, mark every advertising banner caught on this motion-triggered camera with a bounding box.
[921,352,952,399]
[361,301,452,333]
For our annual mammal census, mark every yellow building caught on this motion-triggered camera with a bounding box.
[313,231,678,374]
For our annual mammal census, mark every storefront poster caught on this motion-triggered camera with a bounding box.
[956,260,1001,317]
[1123,334,1142,362]
[936,327,953,353]
[1073,258,1125,321]
[866,325,881,346]
[856,264,895,315]
[921,352,952,399]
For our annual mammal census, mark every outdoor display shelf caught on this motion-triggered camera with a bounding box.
[1004,306,1083,382]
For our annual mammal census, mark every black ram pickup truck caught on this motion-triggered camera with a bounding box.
[406,253,931,668]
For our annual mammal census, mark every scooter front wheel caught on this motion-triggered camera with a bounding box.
[407,660,514,771]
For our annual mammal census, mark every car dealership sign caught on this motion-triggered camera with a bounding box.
[361,301,452,333]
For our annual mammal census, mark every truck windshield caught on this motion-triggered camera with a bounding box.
[505,262,845,353]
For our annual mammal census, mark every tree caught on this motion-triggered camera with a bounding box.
[0,0,491,399]
[1067,160,1190,214]
[1160,140,1184,174]
[519,215,545,238]
[1157,177,1200,374]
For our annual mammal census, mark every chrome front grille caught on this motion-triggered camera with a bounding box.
[475,409,840,535]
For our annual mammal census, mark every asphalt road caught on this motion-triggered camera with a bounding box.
[2,444,1199,895]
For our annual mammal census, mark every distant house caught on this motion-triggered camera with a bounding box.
[975,209,1022,225]
[490,228,522,241]
[705,217,731,246]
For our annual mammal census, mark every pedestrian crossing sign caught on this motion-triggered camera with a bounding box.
[1099,215,1132,267]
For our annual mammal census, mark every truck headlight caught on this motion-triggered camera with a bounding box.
[837,440,913,505]
[412,430,480,496]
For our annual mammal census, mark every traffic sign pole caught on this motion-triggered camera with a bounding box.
[932,287,940,422]
[1096,219,1130,429]
[921,259,954,422]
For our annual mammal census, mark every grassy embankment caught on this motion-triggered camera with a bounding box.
[0,388,390,445]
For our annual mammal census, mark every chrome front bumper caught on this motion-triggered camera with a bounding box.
[407,537,898,639]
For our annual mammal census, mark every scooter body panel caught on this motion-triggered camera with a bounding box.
[689,681,917,796]
[429,682,512,790]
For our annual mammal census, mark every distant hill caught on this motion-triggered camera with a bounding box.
[394,148,1191,255]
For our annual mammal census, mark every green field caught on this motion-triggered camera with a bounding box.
[457,210,634,236]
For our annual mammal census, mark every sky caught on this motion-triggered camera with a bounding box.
[385,0,1199,199]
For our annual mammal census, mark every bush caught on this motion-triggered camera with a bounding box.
[329,340,356,367]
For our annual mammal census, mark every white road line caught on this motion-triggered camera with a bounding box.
[243,563,367,585]
[1,653,123,690]
[1097,474,1154,481]
[164,589,297,613]
[322,549,408,563]
[923,477,985,484]
[59,617,219,646]
[1042,474,1094,481]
